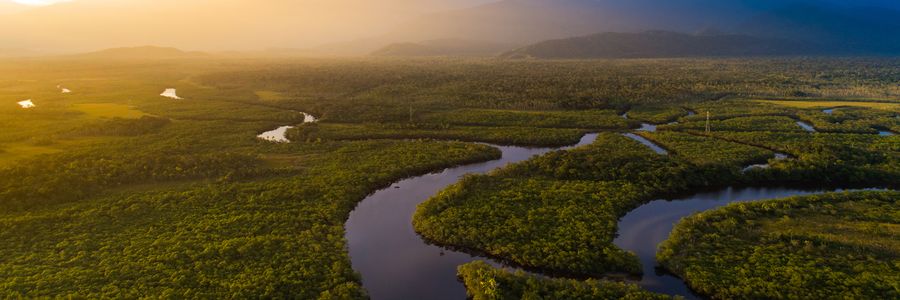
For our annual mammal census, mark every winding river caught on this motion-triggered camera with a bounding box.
[612,186,877,299]
[343,116,883,299]
[346,133,599,300]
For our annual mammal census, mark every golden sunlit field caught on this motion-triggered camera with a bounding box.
[758,99,900,112]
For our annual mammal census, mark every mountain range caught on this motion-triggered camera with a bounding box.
[372,0,900,57]
[501,31,815,59]
[71,46,210,60]
[371,39,514,57]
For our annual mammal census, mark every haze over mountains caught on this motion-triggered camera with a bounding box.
[501,31,813,59]
[2,0,900,57]
[376,0,900,57]
[73,46,210,60]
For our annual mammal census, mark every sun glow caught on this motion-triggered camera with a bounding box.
[12,0,71,6]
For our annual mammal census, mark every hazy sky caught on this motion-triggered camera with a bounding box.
[11,0,69,5]
[0,0,495,52]
[3,0,899,54]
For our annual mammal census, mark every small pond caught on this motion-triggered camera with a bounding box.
[160,88,182,99]
[257,112,318,143]
[17,99,35,108]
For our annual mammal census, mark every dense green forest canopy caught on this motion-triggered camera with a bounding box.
[658,191,900,299]
[195,58,900,120]
[0,56,897,298]
[458,261,670,300]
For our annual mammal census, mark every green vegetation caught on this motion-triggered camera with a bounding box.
[414,127,825,279]
[415,133,714,276]
[458,261,672,300]
[420,176,647,275]
[198,58,900,119]
[798,107,899,134]
[72,103,147,119]
[0,58,505,298]
[658,191,900,299]
[254,90,288,102]
[0,146,261,211]
[757,99,900,111]
[637,131,773,168]
[413,80,897,297]
[704,131,899,186]
[288,123,588,147]
[0,143,64,166]
[73,116,171,136]
[0,138,499,298]
[681,100,899,135]
[661,116,806,132]
[419,109,633,129]
[625,105,689,124]
[683,100,795,121]
[1,56,899,298]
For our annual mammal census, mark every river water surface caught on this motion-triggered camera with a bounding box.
[623,133,668,155]
[344,123,879,299]
[796,121,817,132]
[612,186,876,298]
[346,133,599,300]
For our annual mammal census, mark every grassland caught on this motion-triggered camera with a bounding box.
[758,99,900,111]
[254,90,288,102]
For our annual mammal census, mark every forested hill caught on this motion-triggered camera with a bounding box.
[71,46,210,60]
[370,39,513,57]
[500,31,813,59]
